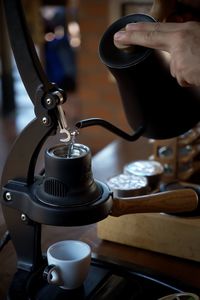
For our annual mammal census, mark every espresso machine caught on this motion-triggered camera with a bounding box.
[1,0,200,299]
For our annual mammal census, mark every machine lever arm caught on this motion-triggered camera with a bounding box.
[3,0,55,104]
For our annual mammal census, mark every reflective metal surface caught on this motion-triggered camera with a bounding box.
[158,292,199,300]
[107,173,148,197]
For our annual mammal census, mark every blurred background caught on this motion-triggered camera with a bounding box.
[0,0,153,175]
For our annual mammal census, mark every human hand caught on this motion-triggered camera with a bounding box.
[114,21,200,87]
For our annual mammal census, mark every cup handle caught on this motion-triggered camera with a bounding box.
[43,264,63,286]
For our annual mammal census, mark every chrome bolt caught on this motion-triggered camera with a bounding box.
[21,214,27,222]
[46,98,52,105]
[42,117,49,125]
[5,192,12,201]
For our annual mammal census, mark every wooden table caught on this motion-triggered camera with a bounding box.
[1,137,200,299]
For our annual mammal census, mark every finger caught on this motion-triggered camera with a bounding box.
[170,57,191,87]
[125,21,186,32]
[113,30,130,49]
[176,74,191,87]
[169,60,176,79]
[114,30,172,51]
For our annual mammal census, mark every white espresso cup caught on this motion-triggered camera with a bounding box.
[43,240,91,290]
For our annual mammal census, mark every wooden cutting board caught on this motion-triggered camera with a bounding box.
[97,213,200,262]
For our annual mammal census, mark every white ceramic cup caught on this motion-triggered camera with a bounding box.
[43,240,91,290]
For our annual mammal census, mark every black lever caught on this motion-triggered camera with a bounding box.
[3,0,55,103]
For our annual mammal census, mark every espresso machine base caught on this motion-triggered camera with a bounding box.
[7,256,198,300]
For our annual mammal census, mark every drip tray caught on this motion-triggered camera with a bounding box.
[8,256,200,300]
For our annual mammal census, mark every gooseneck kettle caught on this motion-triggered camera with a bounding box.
[98,13,200,139]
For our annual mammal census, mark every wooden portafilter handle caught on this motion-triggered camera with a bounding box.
[111,189,198,217]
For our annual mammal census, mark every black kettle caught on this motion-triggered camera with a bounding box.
[99,13,200,139]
